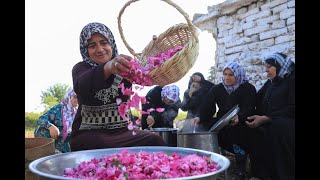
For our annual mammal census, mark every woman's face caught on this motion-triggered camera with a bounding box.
[163,97,173,105]
[223,68,237,86]
[71,96,78,108]
[87,33,113,64]
[265,63,277,79]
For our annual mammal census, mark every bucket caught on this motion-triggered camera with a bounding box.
[146,128,178,147]
[25,137,55,180]
[177,132,220,153]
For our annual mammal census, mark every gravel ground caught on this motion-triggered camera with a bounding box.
[216,150,253,180]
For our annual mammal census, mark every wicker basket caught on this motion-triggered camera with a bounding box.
[118,0,199,86]
[25,137,55,161]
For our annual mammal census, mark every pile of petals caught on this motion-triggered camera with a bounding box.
[64,149,220,179]
[120,45,183,86]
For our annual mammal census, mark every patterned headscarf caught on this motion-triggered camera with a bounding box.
[222,62,248,94]
[161,85,180,103]
[62,89,78,141]
[79,22,118,67]
[264,52,294,78]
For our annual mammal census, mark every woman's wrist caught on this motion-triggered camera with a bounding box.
[103,60,114,78]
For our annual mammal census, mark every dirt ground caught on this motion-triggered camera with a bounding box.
[216,150,254,180]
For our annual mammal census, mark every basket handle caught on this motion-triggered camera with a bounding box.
[117,0,199,58]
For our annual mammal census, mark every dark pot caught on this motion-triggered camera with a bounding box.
[177,132,220,153]
[146,128,178,147]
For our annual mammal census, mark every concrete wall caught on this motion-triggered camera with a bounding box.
[193,0,295,90]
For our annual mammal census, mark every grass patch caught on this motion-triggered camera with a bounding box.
[25,112,40,137]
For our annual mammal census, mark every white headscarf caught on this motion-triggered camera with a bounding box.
[62,89,77,141]
[222,62,248,94]
[161,85,180,103]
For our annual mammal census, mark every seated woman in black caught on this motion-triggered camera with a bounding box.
[247,52,295,180]
[141,84,180,129]
[192,62,258,179]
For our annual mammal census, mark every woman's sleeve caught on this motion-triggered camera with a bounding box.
[180,90,191,111]
[238,84,257,122]
[255,81,268,115]
[72,62,108,96]
[266,76,295,119]
[181,89,203,111]
[37,105,60,129]
[141,87,161,129]
[199,86,216,123]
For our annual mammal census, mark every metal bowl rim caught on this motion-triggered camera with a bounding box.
[29,146,230,180]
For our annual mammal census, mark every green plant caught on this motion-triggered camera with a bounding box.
[41,83,70,111]
[25,112,41,133]
[175,111,187,121]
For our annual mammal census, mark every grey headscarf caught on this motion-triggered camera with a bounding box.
[264,52,294,78]
[222,61,248,94]
[79,22,118,67]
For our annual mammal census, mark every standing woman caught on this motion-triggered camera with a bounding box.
[34,89,78,153]
[180,72,214,119]
[247,52,295,180]
[70,22,165,151]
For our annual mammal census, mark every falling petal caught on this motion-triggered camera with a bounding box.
[128,122,134,130]
[135,119,141,125]
[140,111,150,115]
[116,98,122,105]
[156,108,165,112]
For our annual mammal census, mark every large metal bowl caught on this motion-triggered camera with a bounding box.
[29,146,230,180]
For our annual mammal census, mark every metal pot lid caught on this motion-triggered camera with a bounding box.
[209,105,240,133]
[146,127,178,132]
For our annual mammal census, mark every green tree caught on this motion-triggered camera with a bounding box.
[207,66,216,83]
[41,83,70,111]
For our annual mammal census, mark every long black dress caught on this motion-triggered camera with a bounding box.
[256,72,295,180]
[199,82,267,177]
[70,62,165,151]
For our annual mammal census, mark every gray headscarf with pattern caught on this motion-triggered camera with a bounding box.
[264,52,294,78]
[79,22,118,67]
[222,61,248,94]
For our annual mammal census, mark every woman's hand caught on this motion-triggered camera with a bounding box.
[146,115,155,128]
[104,54,132,77]
[229,114,239,126]
[191,117,200,126]
[192,75,201,82]
[246,115,271,128]
[48,125,60,140]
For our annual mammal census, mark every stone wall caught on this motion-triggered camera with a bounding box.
[193,0,295,90]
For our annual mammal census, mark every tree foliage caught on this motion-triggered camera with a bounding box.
[40,83,70,110]
[207,66,217,83]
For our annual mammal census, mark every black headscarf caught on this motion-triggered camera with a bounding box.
[187,72,205,88]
